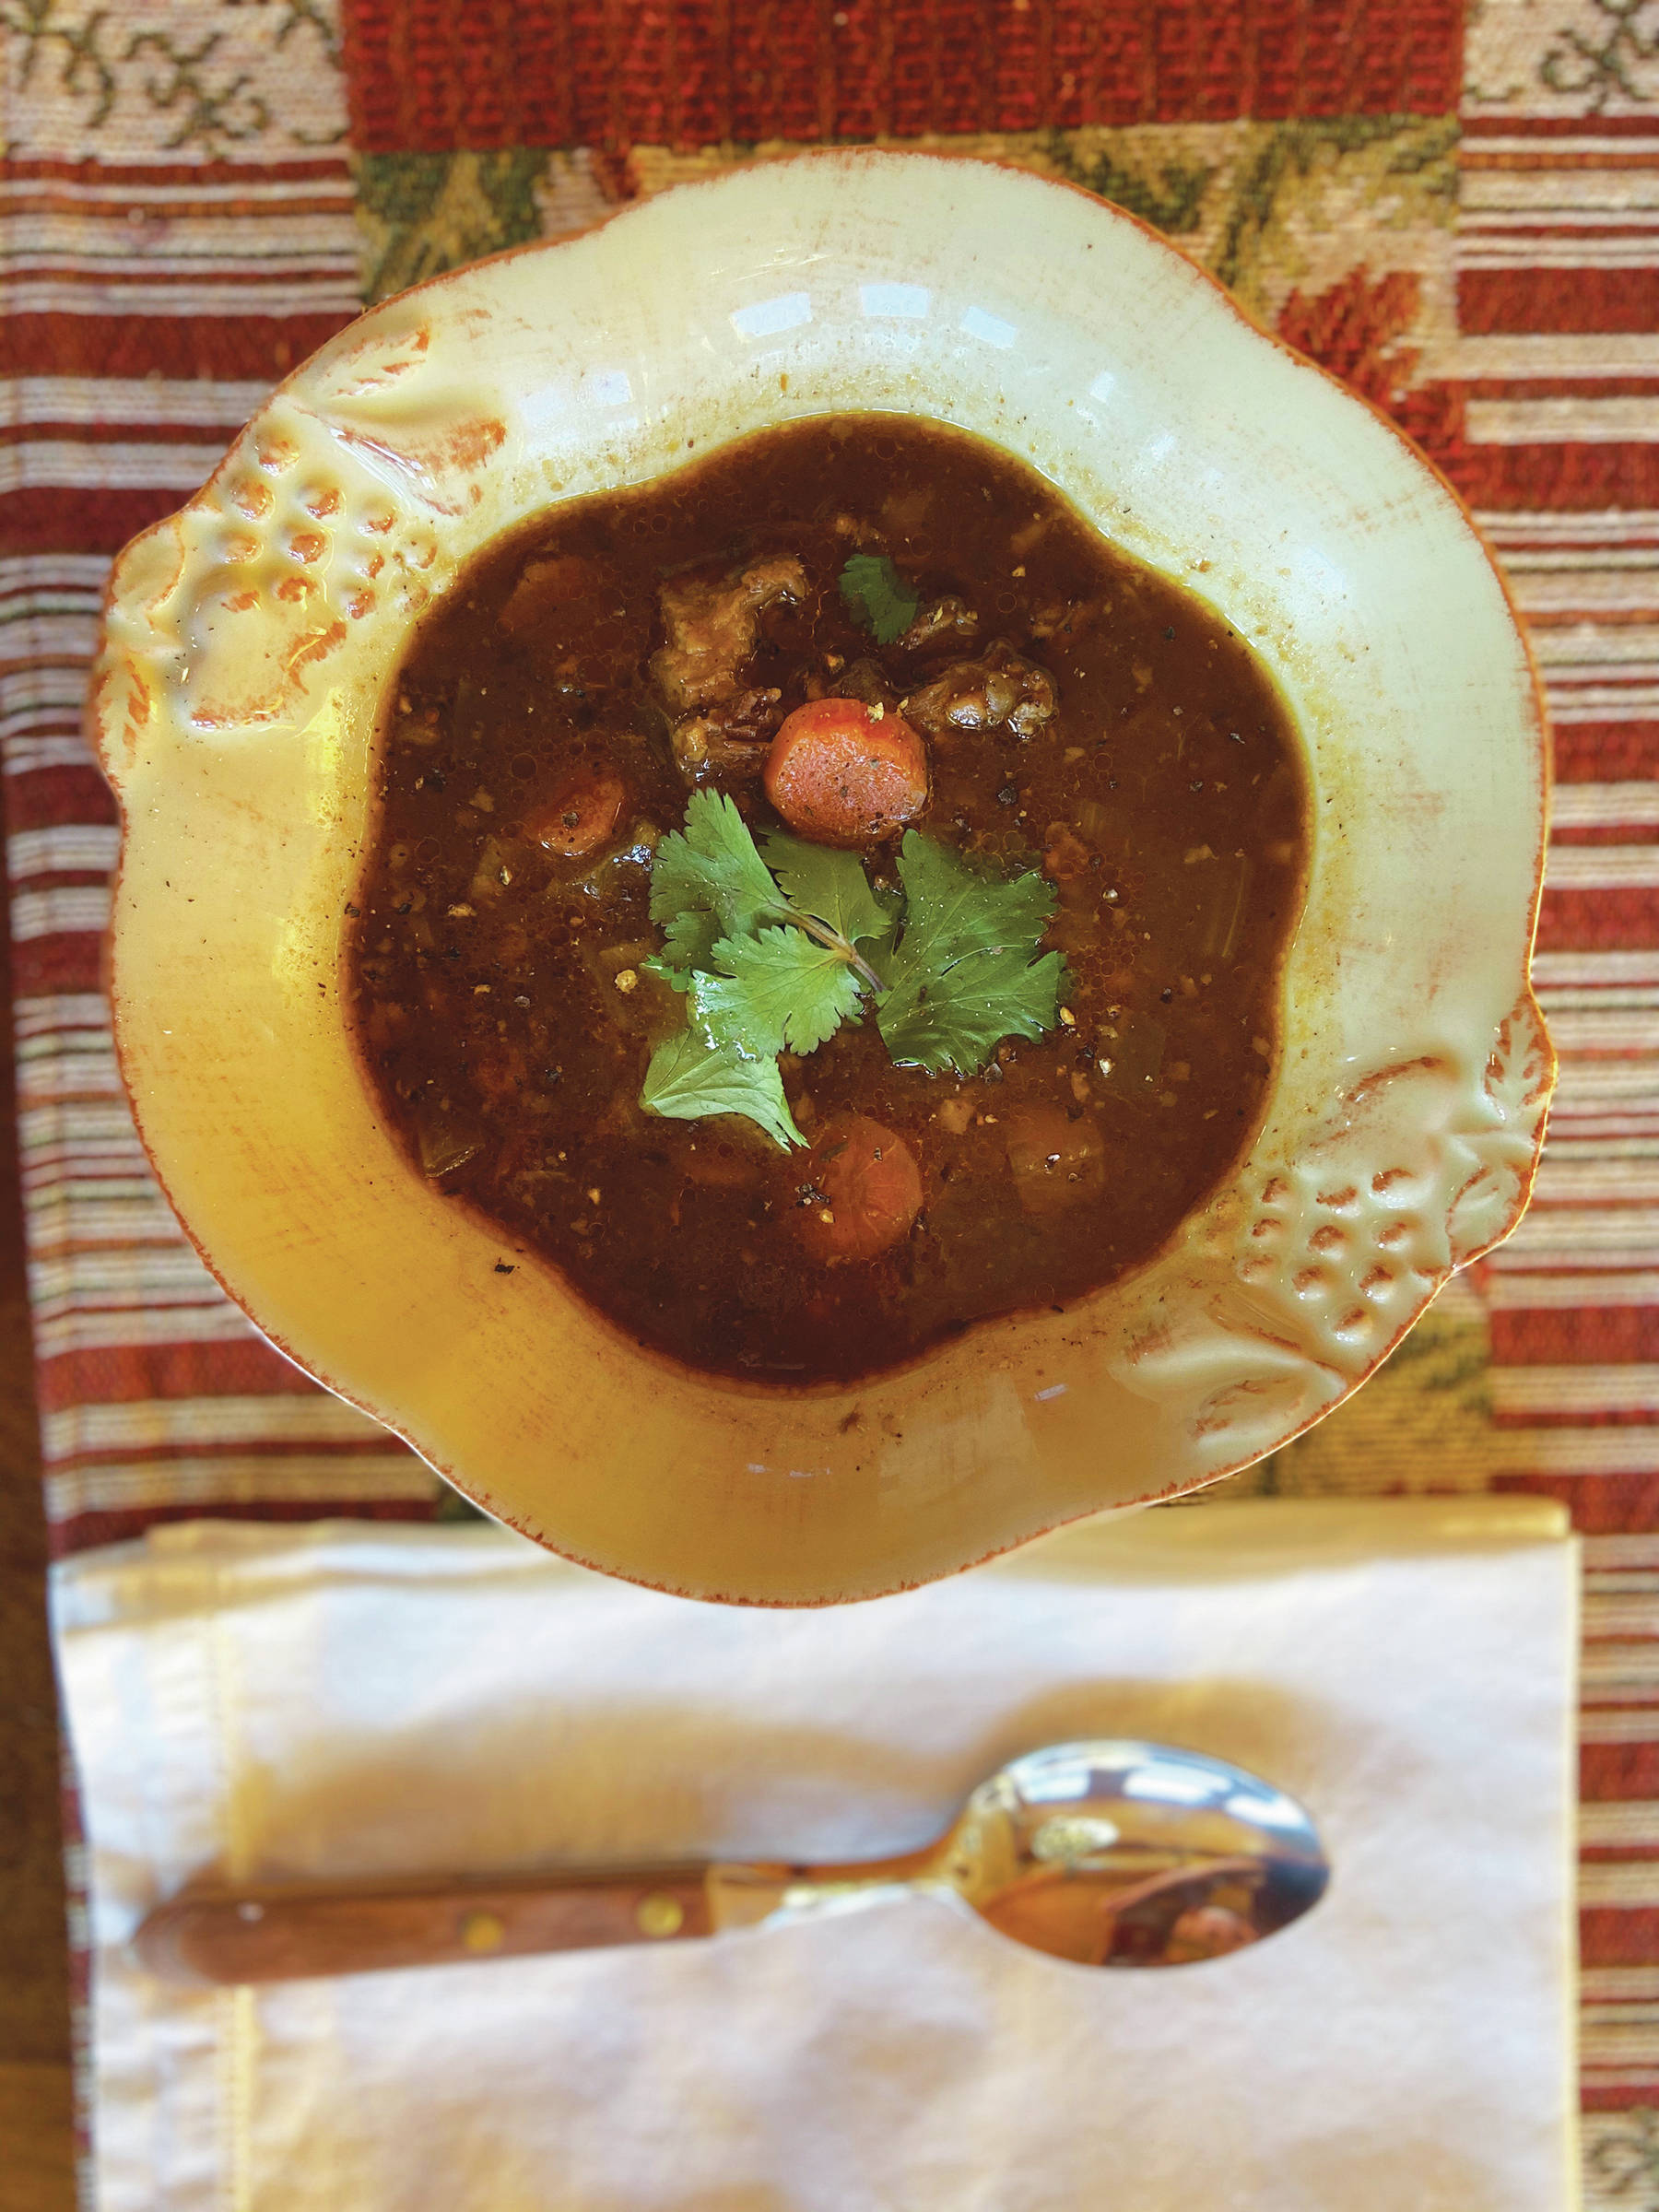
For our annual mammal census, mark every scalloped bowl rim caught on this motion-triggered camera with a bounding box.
[90,151,1554,1605]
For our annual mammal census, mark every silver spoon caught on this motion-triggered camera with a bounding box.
[134,1739,1329,1984]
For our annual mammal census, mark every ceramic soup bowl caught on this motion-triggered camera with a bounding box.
[91,152,1553,1604]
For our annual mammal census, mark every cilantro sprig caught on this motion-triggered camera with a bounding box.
[838,553,920,645]
[639,791,1068,1149]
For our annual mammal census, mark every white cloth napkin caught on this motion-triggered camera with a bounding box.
[53,1497,1579,2212]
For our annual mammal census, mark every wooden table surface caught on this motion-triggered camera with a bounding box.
[0,896,76,2209]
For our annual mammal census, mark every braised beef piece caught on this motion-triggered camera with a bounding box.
[902,641,1057,740]
[650,556,808,710]
[830,658,901,715]
[668,688,786,780]
[897,594,980,653]
[647,556,808,783]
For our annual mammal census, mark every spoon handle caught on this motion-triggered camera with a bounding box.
[133,1869,720,1984]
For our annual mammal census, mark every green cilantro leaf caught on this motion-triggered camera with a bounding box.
[640,950,695,995]
[838,553,920,646]
[640,1027,805,1150]
[649,789,782,971]
[877,831,1068,1075]
[879,941,1068,1075]
[758,830,896,952]
[888,830,1057,969]
[691,927,866,1060]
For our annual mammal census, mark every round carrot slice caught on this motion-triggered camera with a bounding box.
[797,1116,924,1262]
[763,697,928,848]
[527,771,627,859]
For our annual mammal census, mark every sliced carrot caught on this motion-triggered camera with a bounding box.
[797,1116,924,1262]
[763,697,928,848]
[527,771,627,859]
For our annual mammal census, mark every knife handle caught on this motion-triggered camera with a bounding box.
[134,1870,714,1985]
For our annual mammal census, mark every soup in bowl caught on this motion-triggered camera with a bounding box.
[91,153,1552,1603]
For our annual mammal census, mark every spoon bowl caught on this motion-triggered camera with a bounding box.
[719,1739,1329,1968]
[135,1740,1329,1983]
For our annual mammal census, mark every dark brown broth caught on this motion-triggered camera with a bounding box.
[346,416,1308,1383]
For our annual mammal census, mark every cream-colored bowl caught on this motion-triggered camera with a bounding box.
[91,152,1553,1604]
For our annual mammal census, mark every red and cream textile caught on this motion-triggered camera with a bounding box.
[0,3,439,1552]
[4,0,1657,2194]
[1456,1,1659,2160]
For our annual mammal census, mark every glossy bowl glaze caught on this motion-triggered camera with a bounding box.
[90,152,1553,1604]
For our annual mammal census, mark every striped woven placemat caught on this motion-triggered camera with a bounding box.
[3,1,1654,2195]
